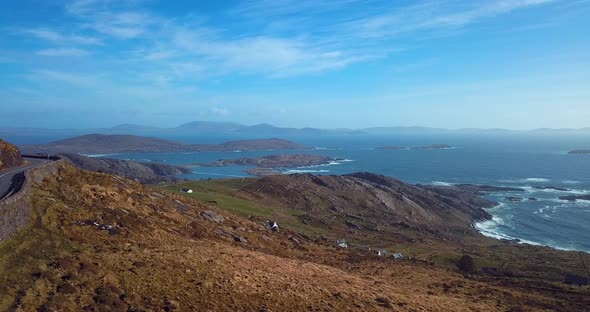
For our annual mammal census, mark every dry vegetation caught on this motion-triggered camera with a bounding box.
[0,139,24,170]
[0,165,589,311]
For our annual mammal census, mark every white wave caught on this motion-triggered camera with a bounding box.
[519,186,589,195]
[523,178,551,183]
[499,177,551,183]
[490,202,507,210]
[563,180,581,184]
[295,159,354,169]
[478,202,589,251]
[285,169,330,174]
[314,147,327,150]
[432,181,453,186]
[340,159,355,162]
[475,222,543,247]
[84,153,119,158]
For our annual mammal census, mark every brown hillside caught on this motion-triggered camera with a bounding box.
[0,139,24,170]
[0,165,589,311]
[237,172,494,241]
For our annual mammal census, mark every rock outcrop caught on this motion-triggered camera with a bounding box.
[58,153,192,184]
[0,139,24,170]
[559,194,590,202]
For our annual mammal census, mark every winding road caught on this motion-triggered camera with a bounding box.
[0,158,49,200]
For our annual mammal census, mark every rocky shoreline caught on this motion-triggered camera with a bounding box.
[567,150,590,155]
[192,154,337,176]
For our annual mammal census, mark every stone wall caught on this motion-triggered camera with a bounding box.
[0,160,64,243]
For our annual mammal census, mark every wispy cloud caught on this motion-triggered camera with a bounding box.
[347,0,557,38]
[37,48,90,57]
[17,0,566,80]
[85,11,153,39]
[28,70,103,87]
[171,30,371,76]
[27,28,102,45]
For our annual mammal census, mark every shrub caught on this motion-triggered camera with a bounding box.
[457,255,475,273]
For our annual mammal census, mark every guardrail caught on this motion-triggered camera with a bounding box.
[22,154,62,161]
[0,158,64,243]
[0,172,25,199]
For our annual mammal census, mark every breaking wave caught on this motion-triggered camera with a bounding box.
[84,153,119,158]
[432,181,453,186]
[285,169,331,174]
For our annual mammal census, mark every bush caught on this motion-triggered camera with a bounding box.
[457,255,475,273]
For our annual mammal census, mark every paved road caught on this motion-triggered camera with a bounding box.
[0,158,49,200]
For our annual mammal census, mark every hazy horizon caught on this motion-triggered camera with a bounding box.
[1,0,589,129]
[2,119,590,132]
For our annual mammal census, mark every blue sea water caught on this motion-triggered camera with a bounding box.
[101,133,590,252]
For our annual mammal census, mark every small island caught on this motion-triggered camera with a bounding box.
[559,194,590,202]
[376,144,452,150]
[192,154,337,176]
[567,150,590,155]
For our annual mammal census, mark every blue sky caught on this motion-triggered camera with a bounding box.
[0,0,589,129]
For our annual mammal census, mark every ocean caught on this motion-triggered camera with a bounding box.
[97,133,590,252]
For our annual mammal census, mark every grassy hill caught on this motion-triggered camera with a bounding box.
[0,165,588,310]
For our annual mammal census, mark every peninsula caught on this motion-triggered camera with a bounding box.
[20,134,310,154]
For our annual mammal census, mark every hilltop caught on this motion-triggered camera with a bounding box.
[0,139,23,170]
[1,165,589,310]
[20,134,309,154]
[237,172,493,240]
[58,153,192,184]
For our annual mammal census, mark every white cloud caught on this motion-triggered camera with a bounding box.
[349,0,557,38]
[210,106,230,116]
[28,70,102,87]
[27,28,102,45]
[67,0,108,15]
[87,11,152,39]
[171,29,372,77]
[22,0,563,82]
[37,48,90,56]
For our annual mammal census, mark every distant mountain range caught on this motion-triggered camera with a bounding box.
[2,121,590,144]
